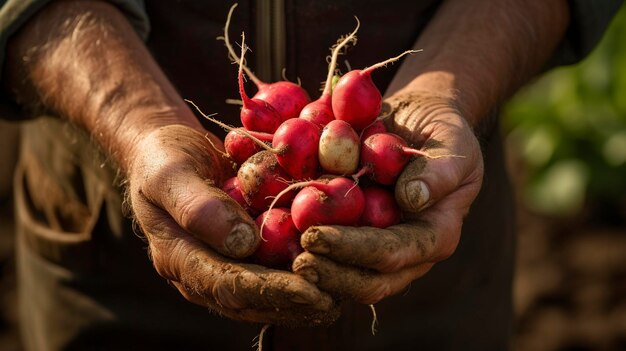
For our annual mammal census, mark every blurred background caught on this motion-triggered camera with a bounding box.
[0,4,625,351]
[504,5,626,351]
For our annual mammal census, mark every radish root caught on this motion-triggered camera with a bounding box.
[363,49,423,74]
[219,3,263,86]
[369,304,379,335]
[253,324,271,351]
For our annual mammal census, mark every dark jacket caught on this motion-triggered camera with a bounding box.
[0,1,622,350]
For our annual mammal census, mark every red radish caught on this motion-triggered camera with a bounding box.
[222,176,258,217]
[355,132,432,185]
[299,18,360,128]
[237,151,295,211]
[360,119,387,141]
[359,187,401,228]
[224,128,273,165]
[266,177,365,232]
[291,177,365,231]
[253,208,302,268]
[332,50,420,131]
[271,118,321,180]
[236,33,282,133]
[318,120,360,175]
[222,4,310,121]
[194,108,321,181]
[254,82,310,122]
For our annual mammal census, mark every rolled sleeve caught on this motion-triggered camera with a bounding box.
[551,0,624,66]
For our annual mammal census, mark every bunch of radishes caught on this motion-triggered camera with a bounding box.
[194,7,431,270]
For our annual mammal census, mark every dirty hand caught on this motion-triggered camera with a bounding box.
[293,93,484,304]
[127,124,339,325]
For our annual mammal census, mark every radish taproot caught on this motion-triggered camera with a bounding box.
[299,18,359,128]
[318,120,360,175]
[221,4,310,121]
[332,50,420,131]
[359,186,401,228]
[253,208,302,268]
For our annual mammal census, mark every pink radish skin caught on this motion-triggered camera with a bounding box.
[360,119,387,141]
[222,4,309,122]
[299,19,359,128]
[253,208,302,268]
[359,187,401,228]
[357,132,430,185]
[291,177,365,232]
[332,50,419,131]
[318,120,360,175]
[237,151,295,212]
[222,176,259,217]
[299,94,335,128]
[253,82,310,122]
[272,118,321,180]
[224,128,273,165]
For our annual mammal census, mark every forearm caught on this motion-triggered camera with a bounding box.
[3,0,204,173]
[387,0,570,129]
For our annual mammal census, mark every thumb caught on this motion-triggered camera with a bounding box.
[394,151,474,214]
[152,176,260,258]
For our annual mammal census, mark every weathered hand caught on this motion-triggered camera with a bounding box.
[292,93,484,304]
[128,124,339,325]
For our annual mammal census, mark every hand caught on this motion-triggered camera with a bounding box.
[292,93,484,304]
[127,124,339,325]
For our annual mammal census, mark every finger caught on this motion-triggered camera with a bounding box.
[293,252,434,305]
[170,280,340,327]
[393,119,483,215]
[145,176,259,258]
[140,209,331,313]
[131,125,257,259]
[301,221,456,273]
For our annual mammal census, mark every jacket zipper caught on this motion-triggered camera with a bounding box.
[256,0,286,82]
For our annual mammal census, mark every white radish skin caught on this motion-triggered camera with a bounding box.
[318,120,360,175]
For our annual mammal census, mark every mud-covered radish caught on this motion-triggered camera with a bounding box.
[318,120,360,175]
[299,18,359,128]
[359,186,401,228]
[224,128,273,165]
[222,4,310,121]
[332,50,420,131]
[236,33,282,133]
[253,208,302,268]
[237,151,295,211]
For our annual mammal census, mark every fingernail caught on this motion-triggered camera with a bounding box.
[225,223,256,258]
[406,180,430,211]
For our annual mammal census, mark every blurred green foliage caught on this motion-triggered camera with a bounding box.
[503,6,626,217]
